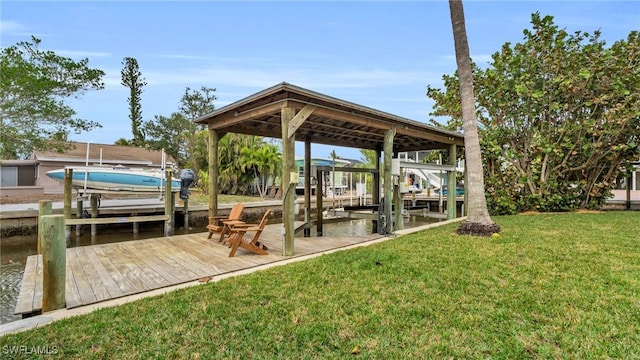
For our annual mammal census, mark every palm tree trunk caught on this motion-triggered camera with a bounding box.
[448,0,500,236]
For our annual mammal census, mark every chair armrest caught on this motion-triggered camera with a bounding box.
[229,222,258,229]
[229,226,260,233]
[222,219,245,225]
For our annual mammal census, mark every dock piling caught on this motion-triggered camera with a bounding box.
[37,200,53,255]
[40,214,66,312]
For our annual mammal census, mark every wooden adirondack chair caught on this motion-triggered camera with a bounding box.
[227,209,271,257]
[207,203,244,242]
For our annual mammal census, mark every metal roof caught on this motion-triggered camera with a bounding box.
[195,82,464,152]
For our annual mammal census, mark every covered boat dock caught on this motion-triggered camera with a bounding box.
[195,82,465,256]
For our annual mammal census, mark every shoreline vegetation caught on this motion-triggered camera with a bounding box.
[1,211,638,358]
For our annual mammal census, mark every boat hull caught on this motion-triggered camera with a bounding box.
[46,167,181,192]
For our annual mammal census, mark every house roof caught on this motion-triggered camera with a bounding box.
[195,82,464,152]
[32,142,175,166]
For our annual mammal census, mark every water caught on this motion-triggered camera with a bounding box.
[0,215,439,325]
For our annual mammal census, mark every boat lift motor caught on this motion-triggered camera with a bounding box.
[179,169,196,200]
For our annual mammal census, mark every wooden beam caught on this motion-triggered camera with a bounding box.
[373,145,381,207]
[396,126,464,146]
[304,136,311,237]
[281,107,296,256]
[164,169,173,236]
[312,107,390,131]
[209,129,219,219]
[384,127,396,234]
[65,215,169,225]
[208,102,284,131]
[288,104,316,137]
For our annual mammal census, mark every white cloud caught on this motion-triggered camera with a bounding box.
[133,65,436,92]
[53,49,112,58]
[0,20,27,34]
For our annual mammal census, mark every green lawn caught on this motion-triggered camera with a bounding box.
[1,212,639,359]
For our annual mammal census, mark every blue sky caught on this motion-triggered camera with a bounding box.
[2,1,638,160]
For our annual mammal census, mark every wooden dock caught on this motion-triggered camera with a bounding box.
[15,222,384,315]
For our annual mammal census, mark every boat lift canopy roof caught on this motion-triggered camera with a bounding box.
[195,82,464,152]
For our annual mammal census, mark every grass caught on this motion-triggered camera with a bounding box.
[1,212,639,359]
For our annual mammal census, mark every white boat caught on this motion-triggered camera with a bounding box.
[46,166,181,192]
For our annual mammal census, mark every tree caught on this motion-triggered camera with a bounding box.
[241,141,281,197]
[217,134,258,195]
[179,86,216,121]
[429,13,640,214]
[121,57,146,147]
[0,36,104,159]
[143,86,216,169]
[143,112,187,166]
[448,0,500,236]
[179,86,216,170]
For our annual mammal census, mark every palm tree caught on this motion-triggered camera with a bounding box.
[448,0,500,236]
[241,142,282,197]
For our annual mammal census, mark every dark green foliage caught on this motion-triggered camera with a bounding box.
[120,57,146,147]
[0,36,104,159]
[143,87,215,170]
[427,14,640,214]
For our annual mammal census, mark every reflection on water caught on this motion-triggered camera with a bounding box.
[1,215,440,325]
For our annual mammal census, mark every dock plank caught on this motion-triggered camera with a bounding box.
[163,238,227,275]
[32,256,43,312]
[65,255,82,309]
[179,236,236,272]
[14,256,37,314]
[91,246,139,295]
[75,247,114,302]
[82,247,126,299]
[125,240,190,285]
[109,243,166,292]
[147,237,220,276]
[136,239,201,282]
[67,247,98,305]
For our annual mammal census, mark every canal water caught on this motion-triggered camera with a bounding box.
[0,215,439,325]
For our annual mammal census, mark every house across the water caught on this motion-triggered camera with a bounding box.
[0,142,175,196]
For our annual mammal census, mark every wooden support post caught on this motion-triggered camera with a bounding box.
[40,214,66,312]
[171,192,176,231]
[164,168,173,236]
[63,169,73,243]
[304,136,311,237]
[282,106,296,256]
[90,194,98,238]
[316,168,323,236]
[447,144,457,220]
[37,200,53,255]
[76,197,83,237]
[373,145,381,205]
[132,212,139,236]
[393,164,403,231]
[209,129,219,219]
[383,127,395,234]
[184,198,189,230]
